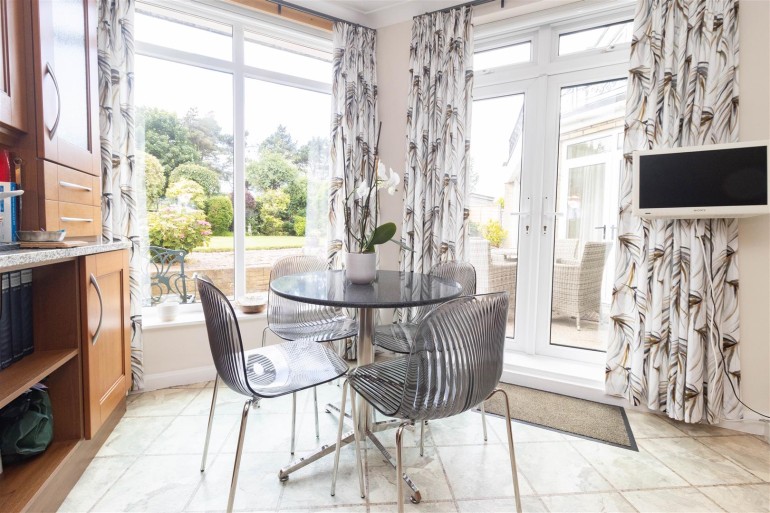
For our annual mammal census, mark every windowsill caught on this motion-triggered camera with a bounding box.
[142,302,265,330]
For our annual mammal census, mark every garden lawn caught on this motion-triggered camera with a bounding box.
[194,235,305,252]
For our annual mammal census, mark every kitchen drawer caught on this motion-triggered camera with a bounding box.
[43,161,100,206]
[44,200,100,237]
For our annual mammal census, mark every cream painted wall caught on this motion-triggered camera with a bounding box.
[373,0,770,416]
[736,0,770,415]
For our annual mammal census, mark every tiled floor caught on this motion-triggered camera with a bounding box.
[58,381,770,513]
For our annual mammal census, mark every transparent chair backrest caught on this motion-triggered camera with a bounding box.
[410,261,477,324]
[401,292,509,420]
[196,275,254,397]
[267,255,342,327]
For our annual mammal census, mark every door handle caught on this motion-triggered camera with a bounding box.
[543,212,565,218]
[89,274,103,345]
[45,63,61,139]
[594,225,607,238]
[508,212,531,218]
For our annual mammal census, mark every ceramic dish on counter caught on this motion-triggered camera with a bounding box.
[17,230,66,242]
[235,293,267,314]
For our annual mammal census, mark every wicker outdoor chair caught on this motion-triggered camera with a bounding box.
[551,241,611,330]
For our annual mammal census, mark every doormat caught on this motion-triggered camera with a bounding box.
[478,383,637,450]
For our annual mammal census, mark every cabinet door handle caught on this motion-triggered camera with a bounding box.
[61,216,93,223]
[59,181,92,192]
[90,273,103,345]
[45,62,62,139]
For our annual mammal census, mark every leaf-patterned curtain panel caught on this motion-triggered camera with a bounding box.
[328,22,378,268]
[606,0,741,423]
[99,0,144,390]
[399,6,473,276]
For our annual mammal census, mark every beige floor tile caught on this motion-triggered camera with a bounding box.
[456,497,547,512]
[639,438,762,486]
[489,417,568,443]
[429,410,504,446]
[699,484,770,513]
[145,414,239,455]
[57,456,136,513]
[624,411,688,439]
[91,454,203,512]
[96,416,175,457]
[701,436,770,481]
[513,442,613,495]
[571,440,688,490]
[622,488,724,512]
[665,419,742,437]
[540,492,637,512]
[369,500,458,512]
[124,388,199,417]
[366,446,453,504]
[438,444,534,500]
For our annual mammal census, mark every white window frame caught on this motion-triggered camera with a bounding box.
[136,0,333,300]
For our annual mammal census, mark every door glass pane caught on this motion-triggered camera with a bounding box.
[469,94,525,339]
[136,3,232,61]
[50,0,88,149]
[558,21,633,55]
[136,55,234,303]
[243,78,331,297]
[550,79,625,350]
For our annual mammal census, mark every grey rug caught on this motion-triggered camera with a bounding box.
[480,383,637,450]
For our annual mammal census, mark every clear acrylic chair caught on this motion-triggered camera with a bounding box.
[196,276,354,513]
[263,255,358,450]
[331,292,522,513]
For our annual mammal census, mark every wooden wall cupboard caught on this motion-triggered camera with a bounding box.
[0,0,29,141]
[0,247,130,513]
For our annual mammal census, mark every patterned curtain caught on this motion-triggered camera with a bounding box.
[98,0,144,390]
[328,22,378,267]
[606,0,741,423]
[399,7,473,280]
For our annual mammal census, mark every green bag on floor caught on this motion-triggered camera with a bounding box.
[0,387,53,464]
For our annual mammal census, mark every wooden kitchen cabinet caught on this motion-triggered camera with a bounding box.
[80,249,130,439]
[0,0,29,141]
[30,0,100,175]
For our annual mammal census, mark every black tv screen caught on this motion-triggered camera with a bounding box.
[638,145,768,210]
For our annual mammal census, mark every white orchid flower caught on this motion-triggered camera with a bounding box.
[386,169,401,195]
[377,161,388,181]
[355,180,369,199]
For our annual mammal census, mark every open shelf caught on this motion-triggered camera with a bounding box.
[0,439,79,511]
[0,349,78,409]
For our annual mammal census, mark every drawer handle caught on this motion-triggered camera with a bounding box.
[59,180,92,192]
[90,273,103,345]
[60,216,93,223]
[45,62,61,139]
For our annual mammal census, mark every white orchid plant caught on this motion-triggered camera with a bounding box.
[343,123,407,254]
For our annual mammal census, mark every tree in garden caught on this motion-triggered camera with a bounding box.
[139,107,200,174]
[142,152,165,210]
[165,179,207,210]
[183,108,233,178]
[205,195,234,235]
[246,151,301,191]
[168,163,220,197]
[254,189,290,235]
[259,125,298,161]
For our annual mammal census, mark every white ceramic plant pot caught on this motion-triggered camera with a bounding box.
[345,251,377,284]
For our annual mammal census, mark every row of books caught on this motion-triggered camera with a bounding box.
[0,270,34,369]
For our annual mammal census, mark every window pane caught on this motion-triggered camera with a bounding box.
[475,42,531,70]
[245,31,331,83]
[558,21,633,55]
[550,78,626,351]
[469,94,525,339]
[243,79,331,295]
[136,4,232,61]
[136,55,234,302]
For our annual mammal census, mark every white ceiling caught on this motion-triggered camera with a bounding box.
[288,0,473,28]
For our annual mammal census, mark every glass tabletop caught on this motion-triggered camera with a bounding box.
[269,270,462,309]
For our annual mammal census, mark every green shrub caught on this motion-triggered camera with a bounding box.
[148,207,212,253]
[482,219,507,248]
[293,215,306,236]
[166,179,207,210]
[142,152,165,210]
[259,214,285,235]
[205,195,233,235]
[169,163,220,196]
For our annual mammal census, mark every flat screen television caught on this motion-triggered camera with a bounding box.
[633,140,769,219]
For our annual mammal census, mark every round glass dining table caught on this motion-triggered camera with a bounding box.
[269,269,462,499]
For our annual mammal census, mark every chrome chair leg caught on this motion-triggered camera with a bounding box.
[314,387,320,439]
[419,421,425,457]
[487,388,522,513]
[227,399,253,513]
[349,386,365,498]
[480,402,488,442]
[291,392,297,455]
[261,326,269,347]
[200,375,220,472]
[331,380,348,496]
[331,379,365,498]
[395,421,410,513]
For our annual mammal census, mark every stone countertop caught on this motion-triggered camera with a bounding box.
[0,240,131,270]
